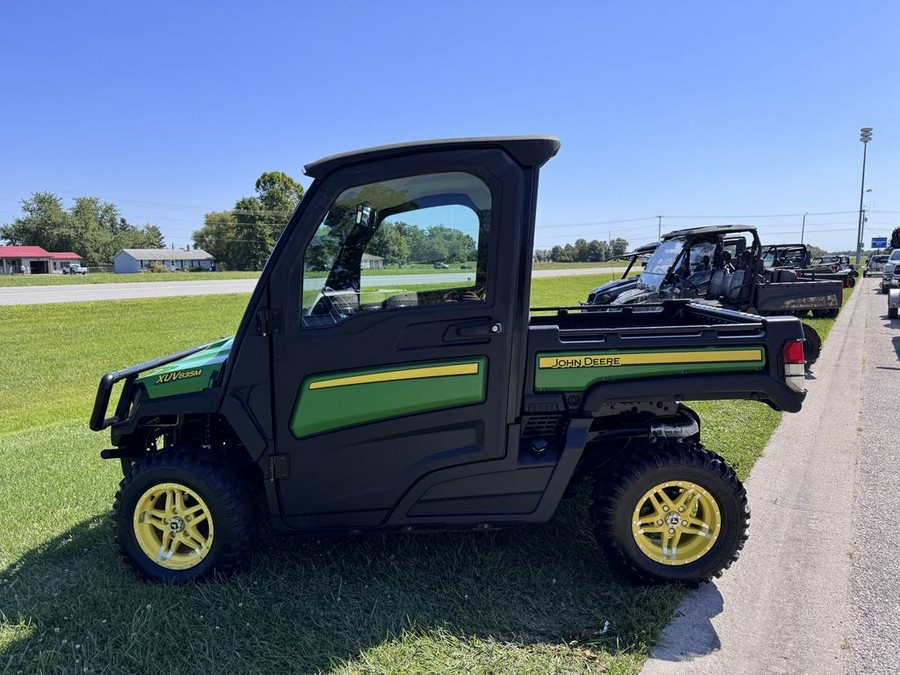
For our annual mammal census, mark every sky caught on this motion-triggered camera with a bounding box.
[2,1,899,254]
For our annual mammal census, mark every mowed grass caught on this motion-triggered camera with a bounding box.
[0,273,841,674]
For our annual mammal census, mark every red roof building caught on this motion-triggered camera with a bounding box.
[0,246,83,275]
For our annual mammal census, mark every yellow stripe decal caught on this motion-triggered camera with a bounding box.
[537,349,763,370]
[308,362,480,390]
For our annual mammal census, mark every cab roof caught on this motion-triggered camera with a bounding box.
[662,224,757,239]
[304,136,561,178]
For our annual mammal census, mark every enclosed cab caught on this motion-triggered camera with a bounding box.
[91,137,808,586]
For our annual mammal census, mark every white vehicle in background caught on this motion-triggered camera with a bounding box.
[880,249,900,294]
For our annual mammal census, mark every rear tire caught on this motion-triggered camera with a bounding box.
[590,440,749,584]
[113,452,258,583]
[889,306,898,320]
[811,308,838,319]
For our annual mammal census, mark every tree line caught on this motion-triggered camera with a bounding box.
[192,171,306,271]
[305,221,476,271]
[0,193,163,266]
[534,238,629,263]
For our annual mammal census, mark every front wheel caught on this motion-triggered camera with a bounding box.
[113,452,258,583]
[590,440,749,584]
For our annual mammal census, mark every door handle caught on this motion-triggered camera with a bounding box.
[455,321,503,338]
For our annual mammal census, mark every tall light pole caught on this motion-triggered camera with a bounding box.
[856,127,873,266]
[657,215,662,240]
[801,212,807,244]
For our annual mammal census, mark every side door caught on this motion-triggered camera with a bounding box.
[267,149,528,530]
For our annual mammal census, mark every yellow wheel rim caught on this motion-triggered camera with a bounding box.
[133,482,215,570]
[631,480,721,566]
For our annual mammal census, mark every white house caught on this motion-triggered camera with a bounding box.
[114,248,216,274]
[361,253,385,269]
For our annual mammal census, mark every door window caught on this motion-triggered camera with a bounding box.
[300,172,491,328]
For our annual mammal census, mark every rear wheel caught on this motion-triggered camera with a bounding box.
[811,308,838,319]
[889,306,898,320]
[113,452,258,583]
[590,440,749,584]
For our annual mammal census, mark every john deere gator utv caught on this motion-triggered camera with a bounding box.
[91,137,808,585]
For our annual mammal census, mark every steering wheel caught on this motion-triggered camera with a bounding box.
[672,274,702,297]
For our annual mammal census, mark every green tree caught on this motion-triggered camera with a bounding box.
[891,227,900,249]
[587,240,607,262]
[573,238,589,262]
[192,171,306,270]
[230,197,272,271]
[193,211,236,264]
[609,238,629,258]
[0,192,164,266]
[368,221,411,266]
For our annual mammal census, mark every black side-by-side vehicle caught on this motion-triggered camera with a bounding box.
[91,137,808,585]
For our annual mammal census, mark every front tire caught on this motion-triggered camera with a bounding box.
[591,440,749,584]
[113,452,258,583]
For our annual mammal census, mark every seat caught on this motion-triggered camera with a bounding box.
[707,268,727,298]
[725,270,747,303]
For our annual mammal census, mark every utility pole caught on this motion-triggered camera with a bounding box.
[801,212,807,244]
[856,127,873,267]
[657,215,662,240]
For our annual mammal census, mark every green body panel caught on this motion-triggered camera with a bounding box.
[534,347,766,392]
[291,358,487,438]
[136,337,233,399]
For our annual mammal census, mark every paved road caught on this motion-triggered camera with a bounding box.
[0,267,626,306]
[642,276,898,675]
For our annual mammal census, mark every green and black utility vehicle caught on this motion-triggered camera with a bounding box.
[91,137,809,585]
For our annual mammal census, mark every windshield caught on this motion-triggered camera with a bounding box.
[640,240,684,289]
[762,247,805,269]
[890,250,900,262]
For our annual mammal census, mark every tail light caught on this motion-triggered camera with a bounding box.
[782,339,806,392]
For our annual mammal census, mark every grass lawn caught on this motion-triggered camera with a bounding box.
[0,274,842,674]
[532,261,624,271]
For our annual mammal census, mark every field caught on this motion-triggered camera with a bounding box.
[0,275,847,674]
